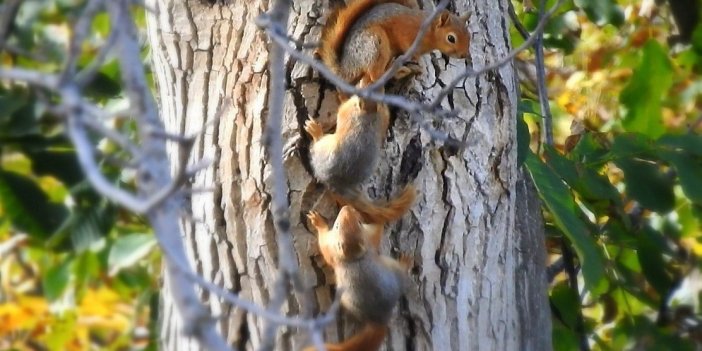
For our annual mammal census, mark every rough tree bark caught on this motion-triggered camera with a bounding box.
[145,0,552,350]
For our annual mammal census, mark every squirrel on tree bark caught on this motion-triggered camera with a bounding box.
[319,0,471,87]
[305,95,416,223]
[304,206,412,351]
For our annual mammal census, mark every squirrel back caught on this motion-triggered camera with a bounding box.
[320,0,414,81]
[319,0,470,86]
[336,253,407,323]
[306,96,389,190]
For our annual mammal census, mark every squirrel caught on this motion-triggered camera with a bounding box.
[305,95,416,223]
[304,206,412,351]
[319,0,471,87]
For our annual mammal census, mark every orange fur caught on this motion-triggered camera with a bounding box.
[303,324,388,351]
[305,207,410,351]
[331,185,416,224]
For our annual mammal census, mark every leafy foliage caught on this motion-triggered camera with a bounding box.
[0,1,157,350]
[515,0,702,349]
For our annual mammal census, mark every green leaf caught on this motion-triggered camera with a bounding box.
[678,202,701,238]
[619,41,673,138]
[551,282,581,329]
[108,234,156,276]
[544,146,579,184]
[42,257,73,301]
[82,72,122,99]
[0,170,68,239]
[526,152,606,294]
[570,132,609,166]
[614,158,675,213]
[0,89,42,137]
[637,227,674,297]
[574,0,624,26]
[74,251,100,299]
[0,87,29,120]
[659,150,702,204]
[544,146,621,207]
[611,133,657,158]
[552,321,580,351]
[24,149,84,187]
[658,134,702,157]
[518,98,542,117]
[69,206,111,252]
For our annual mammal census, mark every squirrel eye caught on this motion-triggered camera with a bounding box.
[447,34,456,44]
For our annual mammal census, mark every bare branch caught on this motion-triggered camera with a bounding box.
[0,0,22,50]
[0,67,60,89]
[62,0,105,82]
[534,0,554,146]
[160,240,340,330]
[257,0,311,349]
[65,102,147,211]
[79,113,140,155]
[76,29,119,87]
[508,2,530,40]
[104,1,231,349]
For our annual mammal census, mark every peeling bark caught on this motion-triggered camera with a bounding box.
[146,0,551,350]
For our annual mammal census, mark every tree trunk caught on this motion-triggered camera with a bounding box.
[145,0,551,350]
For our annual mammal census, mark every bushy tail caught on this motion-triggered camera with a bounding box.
[305,324,388,351]
[319,0,374,75]
[332,185,416,224]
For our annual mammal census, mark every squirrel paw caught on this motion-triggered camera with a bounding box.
[304,119,324,142]
[398,253,414,271]
[393,63,422,80]
[306,211,328,233]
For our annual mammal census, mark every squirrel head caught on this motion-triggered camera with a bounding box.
[333,205,367,260]
[431,10,471,59]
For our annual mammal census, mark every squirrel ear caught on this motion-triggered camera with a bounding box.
[435,10,451,27]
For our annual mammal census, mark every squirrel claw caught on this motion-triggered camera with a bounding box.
[307,211,328,232]
[398,253,414,271]
[304,119,324,141]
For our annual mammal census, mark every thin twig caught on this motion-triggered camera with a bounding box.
[159,241,341,329]
[76,29,119,87]
[534,0,554,146]
[106,1,230,349]
[258,0,309,349]
[61,0,105,83]
[0,0,22,50]
[508,2,530,40]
